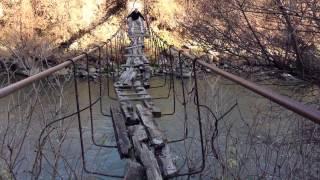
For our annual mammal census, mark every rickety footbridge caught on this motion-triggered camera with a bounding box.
[111,18,176,179]
[0,14,320,180]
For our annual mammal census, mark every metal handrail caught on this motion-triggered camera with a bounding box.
[168,46,320,125]
[0,27,124,99]
[0,49,93,98]
[1,28,319,124]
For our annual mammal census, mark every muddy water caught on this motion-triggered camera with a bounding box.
[0,74,318,179]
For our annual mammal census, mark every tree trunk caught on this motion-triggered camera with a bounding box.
[274,0,305,77]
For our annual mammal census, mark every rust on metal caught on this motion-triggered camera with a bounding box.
[170,47,320,125]
[0,46,99,99]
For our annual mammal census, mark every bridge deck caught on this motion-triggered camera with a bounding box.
[110,17,177,179]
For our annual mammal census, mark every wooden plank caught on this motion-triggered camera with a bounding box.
[118,91,149,96]
[143,81,150,89]
[119,95,152,102]
[134,81,142,87]
[125,44,144,49]
[136,104,165,148]
[119,68,137,85]
[124,54,144,57]
[132,135,143,157]
[120,103,140,125]
[128,125,148,142]
[132,135,163,180]
[129,34,146,38]
[152,106,162,118]
[114,82,133,89]
[114,82,142,89]
[156,145,177,177]
[144,101,162,118]
[124,160,145,180]
[140,143,163,180]
[136,86,146,92]
[110,106,132,158]
[136,88,148,95]
[143,100,153,109]
[121,64,150,68]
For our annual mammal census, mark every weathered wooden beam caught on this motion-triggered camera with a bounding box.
[144,101,162,118]
[156,145,177,177]
[132,135,143,157]
[136,86,146,92]
[139,143,163,180]
[114,82,132,89]
[121,63,150,68]
[124,160,145,180]
[152,106,162,118]
[119,95,152,102]
[128,125,148,142]
[119,68,137,85]
[110,106,132,158]
[118,91,149,96]
[124,54,145,57]
[143,81,150,89]
[136,104,165,148]
[120,103,140,125]
[134,81,142,87]
[125,44,144,49]
[114,82,142,89]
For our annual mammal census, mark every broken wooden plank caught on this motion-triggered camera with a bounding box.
[124,160,145,180]
[156,145,177,177]
[136,104,165,147]
[110,106,132,158]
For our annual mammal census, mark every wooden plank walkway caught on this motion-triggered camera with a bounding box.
[110,16,177,179]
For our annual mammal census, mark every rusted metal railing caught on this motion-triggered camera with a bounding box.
[168,46,320,125]
[0,26,125,99]
[0,50,92,98]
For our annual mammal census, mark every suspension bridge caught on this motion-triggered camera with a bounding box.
[0,10,320,180]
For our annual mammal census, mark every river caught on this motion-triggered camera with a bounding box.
[0,72,319,179]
